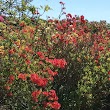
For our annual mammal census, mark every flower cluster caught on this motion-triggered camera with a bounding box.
[30,73,48,87]
[43,90,61,110]
[46,58,67,68]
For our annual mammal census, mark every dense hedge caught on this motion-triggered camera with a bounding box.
[0,0,110,110]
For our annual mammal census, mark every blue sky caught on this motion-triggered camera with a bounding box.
[32,0,110,23]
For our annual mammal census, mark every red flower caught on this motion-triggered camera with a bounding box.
[30,73,39,83]
[66,13,72,18]
[56,23,63,30]
[7,75,15,84]
[20,54,27,58]
[25,46,31,52]
[47,68,58,76]
[81,15,84,20]
[42,91,49,97]
[47,58,67,68]
[50,101,61,110]
[37,78,48,87]
[48,90,58,101]
[25,59,31,65]
[93,42,98,50]
[62,22,67,28]
[48,19,53,23]
[43,101,61,110]
[95,60,98,64]
[98,46,104,51]
[7,92,13,97]
[71,37,77,45]
[9,75,15,81]
[36,51,45,59]
[19,21,26,27]
[31,90,41,102]
[108,71,110,75]
[9,49,15,54]
[30,73,48,87]
[43,102,52,108]
[80,15,85,23]
[18,73,27,81]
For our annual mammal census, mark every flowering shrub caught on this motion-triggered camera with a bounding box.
[0,21,64,109]
[50,14,110,110]
[0,0,110,110]
[0,1,66,110]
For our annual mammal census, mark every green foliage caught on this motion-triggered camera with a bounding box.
[0,0,110,110]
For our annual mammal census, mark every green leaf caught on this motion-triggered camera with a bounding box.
[101,68,106,73]
[94,66,99,72]
[44,5,51,11]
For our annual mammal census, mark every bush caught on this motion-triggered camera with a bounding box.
[0,1,110,110]
[50,16,110,110]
